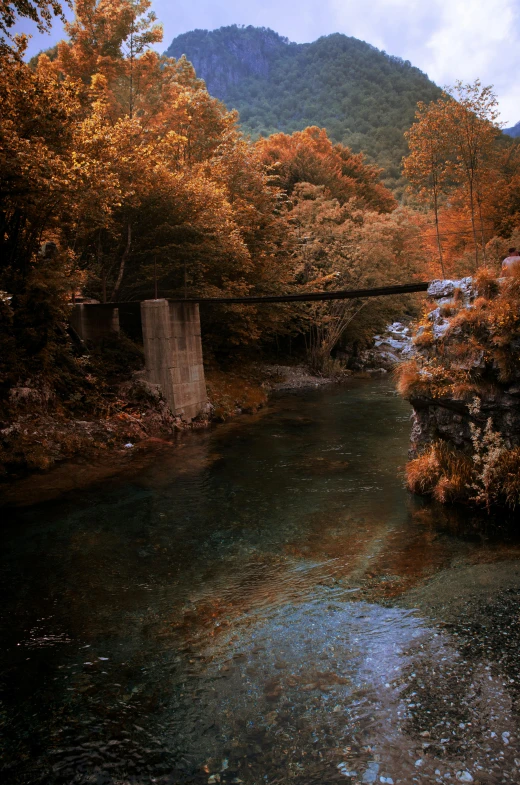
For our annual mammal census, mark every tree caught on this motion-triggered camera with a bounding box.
[444,81,501,266]
[0,0,64,42]
[0,39,122,388]
[403,100,449,276]
[286,184,426,372]
[256,127,396,213]
[43,0,295,351]
[404,82,502,270]
[54,0,162,116]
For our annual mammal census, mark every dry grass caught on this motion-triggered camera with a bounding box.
[407,440,520,510]
[394,359,423,398]
[493,448,520,509]
[440,303,458,318]
[474,267,500,299]
[406,440,474,503]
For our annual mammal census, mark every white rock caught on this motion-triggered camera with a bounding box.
[456,772,473,783]
[337,763,357,777]
[432,320,450,339]
[428,280,456,298]
[428,278,471,299]
[362,762,380,783]
[382,337,408,351]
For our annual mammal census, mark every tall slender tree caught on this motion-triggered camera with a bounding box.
[444,80,501,266]
[403,100,448,276]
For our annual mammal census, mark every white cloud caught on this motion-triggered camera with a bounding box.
[422,0,520,125]
[328,0,520,124]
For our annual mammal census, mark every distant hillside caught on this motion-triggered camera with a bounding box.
[505,121,520,138]
[165,25,442,196]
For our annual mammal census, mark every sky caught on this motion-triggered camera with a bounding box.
[15,0,520,126]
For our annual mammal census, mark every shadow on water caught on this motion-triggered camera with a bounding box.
[1,378,520,784]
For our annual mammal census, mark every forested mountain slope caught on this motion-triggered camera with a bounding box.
[165,25,442,195]
[505,121,520,138]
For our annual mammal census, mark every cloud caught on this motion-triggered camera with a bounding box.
[328,0,520,123]
[422,0,520,125]
[13,0,520,123]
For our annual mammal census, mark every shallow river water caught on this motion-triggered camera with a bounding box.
[2,379,520,785]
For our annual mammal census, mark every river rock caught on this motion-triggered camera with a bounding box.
[427,277,474,304]
[353,321,415,371]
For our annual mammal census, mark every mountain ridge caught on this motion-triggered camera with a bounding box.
[165,25,442,195]
[504,121,520,138]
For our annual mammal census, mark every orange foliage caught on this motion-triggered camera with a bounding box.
[406,441,474,503]
[256,126,396,213]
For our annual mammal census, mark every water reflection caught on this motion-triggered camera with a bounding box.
[1,379,520,784]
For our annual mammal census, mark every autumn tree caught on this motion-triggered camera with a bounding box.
[405,81,502,271]
[256,127,396,213]
[287,184,427,371]
[489,141,520,239]
[257,128,422,371]
[444,81,501,265]
[0,35,125,390]
[0,0,64,43]
[403,99,449,276]
[38,0,294,354]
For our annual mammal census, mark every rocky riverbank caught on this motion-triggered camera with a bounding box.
[397,272,520,510]
[1,317,416,487]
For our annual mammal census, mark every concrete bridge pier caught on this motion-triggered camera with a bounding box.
[70,303,120,342]
[140,299,207,421]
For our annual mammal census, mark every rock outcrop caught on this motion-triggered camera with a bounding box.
[165,26,288,99]
[408,278,520,457]
[397,273,520,509]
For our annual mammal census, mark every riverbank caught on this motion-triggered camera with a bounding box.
[0,361,352,505]
[0,317,413,491]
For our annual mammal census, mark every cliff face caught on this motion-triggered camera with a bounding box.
[398,274,520,509]
[165,26,290,100]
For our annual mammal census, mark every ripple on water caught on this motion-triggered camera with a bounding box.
[2,380,520,785]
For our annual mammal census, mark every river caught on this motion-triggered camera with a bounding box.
[2,378,520,784]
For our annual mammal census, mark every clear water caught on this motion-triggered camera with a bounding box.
[2,379,520,785]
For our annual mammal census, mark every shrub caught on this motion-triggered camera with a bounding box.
[406,440,474,503]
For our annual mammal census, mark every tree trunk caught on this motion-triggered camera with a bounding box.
[98,230,107,304]
[468,179,479,269]
[476,186,487,262]
[433,185,445,278]
[111,222,131,301]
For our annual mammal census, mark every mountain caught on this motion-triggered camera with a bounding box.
[165,25,442,195]
[504,121,520,138]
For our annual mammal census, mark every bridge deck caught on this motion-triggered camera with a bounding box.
[78,281,429,308]
[74,282,430,311]
[167,282,429,304]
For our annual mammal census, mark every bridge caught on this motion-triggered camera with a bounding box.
[71,282,430,420]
